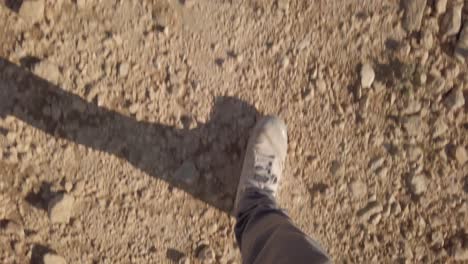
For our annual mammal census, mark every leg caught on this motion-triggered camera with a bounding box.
[235,189,330,264]
[234,116,330,263]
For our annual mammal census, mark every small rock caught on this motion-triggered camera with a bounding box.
[182,0,196,8]
[401,100,422,115]
[48,193,74,224]
[369,157,385,172]
[330,160,345,177]
[409,174,428,195]
[455,23,468,62]
[360,63,375,88]
[1,220,24,237]
[174,161,200,186]
[454,146,468,165]
[402,115,426,136]
[357,202,383,222]
[349,180,367,199]
[402,0,427,32]
[197,245,215,263]
[428,77,445,94]
[440,2,463,38]
[33,61,61,84]
[454,247,468,261]
[277,0,289,11]
[43,253,67,264]
[435,0,447,15]
[432,118,448,137]
[19,0,45,24]
[64,181,73,193]
[179,256,191,264]
[118,63,130,77]
[315,78,327,94]
[443,88,465,112]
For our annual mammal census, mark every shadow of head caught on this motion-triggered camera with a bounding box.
[0,57,259,214]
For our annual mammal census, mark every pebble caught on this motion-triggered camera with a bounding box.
[369,157,385,172]
[19,0,45,25]
[48,193,74,224]
[197,245,215,263]
[440,2,463,38]
[402,0,427,32]
[182,0,196,8]
[402,115,424,136]
[174,161,200,186]
[409,174,428,195]
[33,61,61,84]
[277,0,289,11]
[315,78,327,94]
[76,0,89,9]
[435,0,447,15]
[119,62,130,77]
[455,23,468,62]
[454,146,467,165]
[401,101,422,115]
[443,88,465,112]
[43,253,67,264]
[357,202,383,222]
[330,160,345,177]
[1,220,24,237]
[432,118,448,137]
[454,247,468,261]
[360,63,375,88]
[349,180,367,199]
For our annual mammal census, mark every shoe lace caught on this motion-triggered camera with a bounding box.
[253,152,279,188]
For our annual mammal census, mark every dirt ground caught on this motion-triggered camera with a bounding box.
[0,0,467,263]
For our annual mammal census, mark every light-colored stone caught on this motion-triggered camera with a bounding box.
[349,180,367,199]
[402,0,426,32]
[454,146,468,165]
[358,202,383,222]
[443,88,465,112]
[277,0,289,11]
[435,0,447,15]
[19,0,45,24]
[197,245,215,263]
[402,115,426,136]
[441,2,463,38]
[33,61,61,84]
[410,174,428,195]
[360,63,375,88]
[48,193,74,224]
[119,63,130,77]
[43,253,67,264]
[315,78,327,94]
[455,23,468,62]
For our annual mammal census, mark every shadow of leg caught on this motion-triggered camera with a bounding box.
[0,58,259,214]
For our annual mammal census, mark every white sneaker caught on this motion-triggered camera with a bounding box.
[234,116,288,214]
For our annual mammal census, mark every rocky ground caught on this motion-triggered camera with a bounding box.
[0,0,467,263]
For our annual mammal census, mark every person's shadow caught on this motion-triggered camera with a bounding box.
[0,58,259,214]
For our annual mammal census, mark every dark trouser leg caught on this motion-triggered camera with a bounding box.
[235,189,331,264]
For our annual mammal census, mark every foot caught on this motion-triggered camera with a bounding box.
[234,116,288,214]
